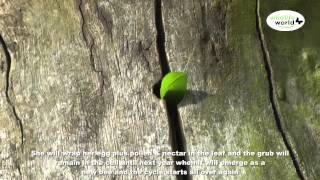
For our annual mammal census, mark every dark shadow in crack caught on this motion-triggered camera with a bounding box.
[152,79,161,99]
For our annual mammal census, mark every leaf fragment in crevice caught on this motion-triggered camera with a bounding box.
[160,72,187,105]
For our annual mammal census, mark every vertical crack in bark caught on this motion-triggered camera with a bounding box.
[256,1,305,179]
[154,0,170,75]
[154,0,191,179]
[0,34,25,151]
[77,0,105,95]
[78,0,89,47]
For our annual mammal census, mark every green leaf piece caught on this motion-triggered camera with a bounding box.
[160,72,187,105]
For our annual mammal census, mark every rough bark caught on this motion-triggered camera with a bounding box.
[259,1,320,179]
[0,0,172,179]
[161,0,299,179]
[0,0,319,180]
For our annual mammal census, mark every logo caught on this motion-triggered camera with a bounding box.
[266,10,305,31]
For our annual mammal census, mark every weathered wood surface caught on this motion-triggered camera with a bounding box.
[0,0,319,179]
[162,0,298,179]
[0,0,172,179]
[260,1,320,179]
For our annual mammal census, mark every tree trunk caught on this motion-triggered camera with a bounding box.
[0,0,319,179]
